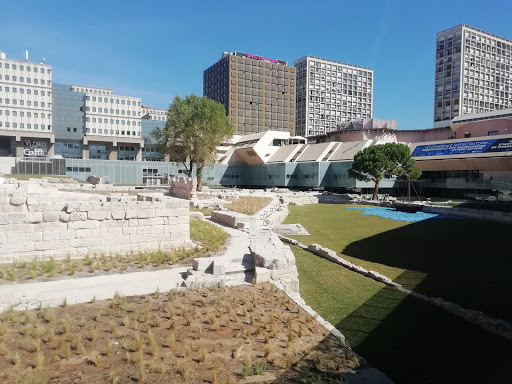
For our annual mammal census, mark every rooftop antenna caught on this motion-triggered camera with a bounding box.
[24,50,29,61]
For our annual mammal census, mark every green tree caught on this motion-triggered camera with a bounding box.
[153,95,233,191]
[348,143,421,200]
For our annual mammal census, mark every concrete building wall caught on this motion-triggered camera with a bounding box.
[295,56,373,137]
[204,52,296,135]
[434,25,512,127]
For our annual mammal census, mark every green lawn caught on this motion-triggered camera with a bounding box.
[284,204,512,323]
[292,244,512,383]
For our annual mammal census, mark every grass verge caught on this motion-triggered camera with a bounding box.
[292,244,512,383]
[283,204,512,323]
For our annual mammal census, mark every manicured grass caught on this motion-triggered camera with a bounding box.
[284,204,512,323]
[292,244,512,383]
[190,218,227,253]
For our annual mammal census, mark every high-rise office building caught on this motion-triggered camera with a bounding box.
[203,52,296,135]
[294,56,373,138]
[434,24,512,128]
[0,50,54,157]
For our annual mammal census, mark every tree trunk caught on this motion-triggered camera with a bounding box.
[196,166,203,192]
[373,180,380,200]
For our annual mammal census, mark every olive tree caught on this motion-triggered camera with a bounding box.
[153,95,233,191]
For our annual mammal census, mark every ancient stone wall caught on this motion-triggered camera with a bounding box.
[0,180,190,262]
[169,177,197,200]
[249,230,299,294]
[210,210,256,229]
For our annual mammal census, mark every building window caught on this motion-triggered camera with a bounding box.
[488,130,499,136]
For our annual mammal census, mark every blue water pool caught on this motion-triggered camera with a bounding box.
[345,206,458,223]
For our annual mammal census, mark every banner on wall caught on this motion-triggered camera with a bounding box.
[412,138,512,157]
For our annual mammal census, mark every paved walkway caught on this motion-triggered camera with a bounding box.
[0,222,251,312]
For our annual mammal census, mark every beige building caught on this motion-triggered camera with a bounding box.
[203,52,296,135]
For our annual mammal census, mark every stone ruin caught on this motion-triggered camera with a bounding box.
[169,176,197,200]
[0,178,191,262]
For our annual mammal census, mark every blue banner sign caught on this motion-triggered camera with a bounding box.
[412,138,512,157]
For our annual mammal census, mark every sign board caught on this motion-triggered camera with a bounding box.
[412,138,512,157]
[232,51,287,66]
[23,140,47,157]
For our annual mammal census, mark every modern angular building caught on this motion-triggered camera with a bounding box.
[0,50,54,157]
[434,24,512,128]
[203,52,296,135]
[294,56,373,138]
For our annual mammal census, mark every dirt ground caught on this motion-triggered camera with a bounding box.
[0,284,359,383]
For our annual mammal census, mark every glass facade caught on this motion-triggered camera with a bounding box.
[141,119,165,161]
[52,83,86,158]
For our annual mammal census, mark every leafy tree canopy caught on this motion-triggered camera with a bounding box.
[348,143,421,199]
[152,95,233,191]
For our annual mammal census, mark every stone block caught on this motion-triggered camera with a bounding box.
[69,212,87,221]
[125,209,138,219]
[42,231,60,241]
[68,221,99,230]
[0,213,9,225]
[59,212,70,222]
[107,228,123,237]
[10,195,26,206]
[137,209,155,219]
[111,210,126,220]
[35,222,67,232]
[192,257,214,272]
[149,225,164,234]
[25,212,43,224]
[0,223,35,233]
[88,211,106,221]
[43,211,60,222]
[34,241,69,251]
[75,229,93,239]
[213,262,225,276]
[7,232,42,243]
[255,266,272,283]
[2,242,35,253]
[59,230,76,240]
[36,202,53,212]
[8,213,26,224]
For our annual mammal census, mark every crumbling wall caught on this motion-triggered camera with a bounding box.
[249,230,299,294]
[169,177,197,200]
[210,210,256,229]
[0,181,190,262]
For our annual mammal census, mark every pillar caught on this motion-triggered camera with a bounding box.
[108,146,118,160]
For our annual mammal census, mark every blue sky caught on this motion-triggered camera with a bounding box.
[1,0,511,130]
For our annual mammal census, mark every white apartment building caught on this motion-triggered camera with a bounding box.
[68,85,144,160]
[0,50,54,157]
[294,56,373,138]
[70,85,142,138]
[434,24,512,128]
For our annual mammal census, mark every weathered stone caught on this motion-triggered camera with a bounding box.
[88,210,106,221]
[10,195,27,206]
[43,211,60,222]
[69,212,87,221]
